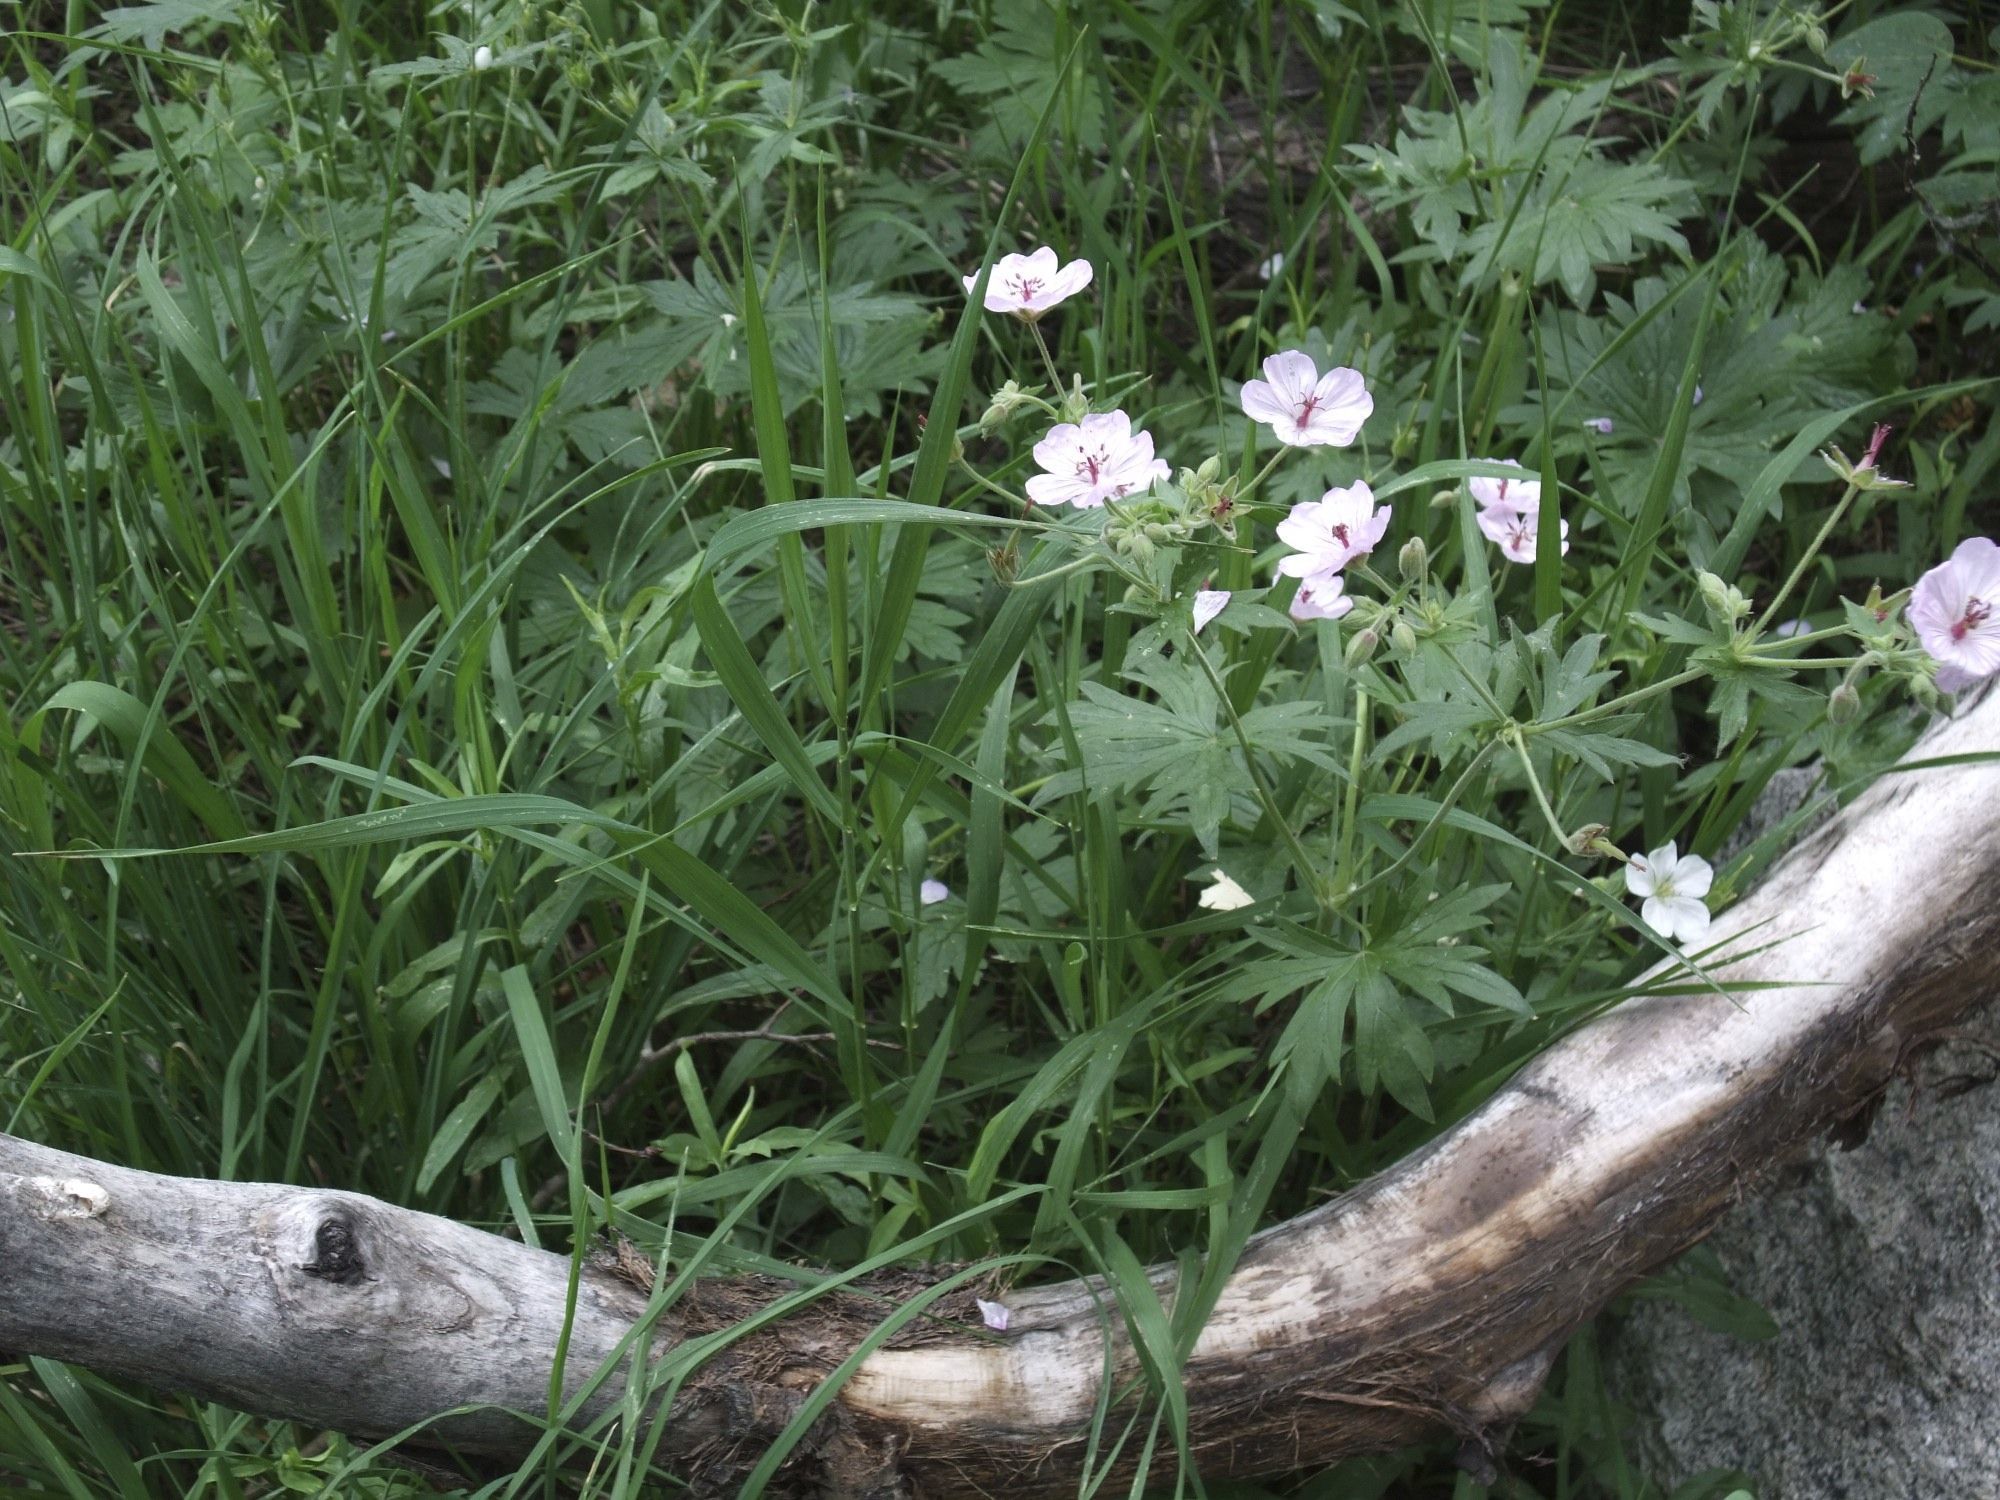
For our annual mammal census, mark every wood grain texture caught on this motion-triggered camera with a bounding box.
[4,688,1996,1498]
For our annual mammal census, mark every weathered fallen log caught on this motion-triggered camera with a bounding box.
[4,686,1997,1498]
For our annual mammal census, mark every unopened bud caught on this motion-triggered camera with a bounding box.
[1828,682,1860,724]
[1566,822,1610,857]
[1344,627,1381,668]
[978,379,1033,433]
[1428,488,1458,510]
[1391,618,1417,654]
[1398,536,1428,583]
[1195,453,1221,484]
[1696,570,1749,626]
[1058,375,1089,424]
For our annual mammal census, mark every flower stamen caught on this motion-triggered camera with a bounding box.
[1953,598,1991,642]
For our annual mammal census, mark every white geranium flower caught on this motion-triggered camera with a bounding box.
[1476,505,1569,566]
[919,879,950,906]
[962,246,1092,321]
[1468,458,1541,515]
[1624,842,1714,945]
[1276,481,1391,580]
[471,44,494,70]
[1239,350,1372,448]
[1197,869,1255,911]
[1909,536,2000,694]
[1025,410,1169,509]
[1288,572,1353,622]
[1191,589,1230,634]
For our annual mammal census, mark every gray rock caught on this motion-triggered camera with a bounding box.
[1609,1006,2000,1497]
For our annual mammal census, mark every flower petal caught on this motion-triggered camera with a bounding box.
[1673,854,1714,900]
[1261,349,1319,408]
[1192,590,1230,633]
[1198,871,1255,911]
[1624,855,1657,898]
[1238,379,1293,426]
[1665,896,1712,946]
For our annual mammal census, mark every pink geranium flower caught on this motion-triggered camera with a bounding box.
[1239,350,1372,448]
[1476,505,1570,565]
[1025,410,1169,508]
[1910,536,2000,693]
[1288,573,1353,622]
[1624,842,1714,945]
[1468,458,1541,515]
[962,247,1092,321]
[1276,482,1391,579]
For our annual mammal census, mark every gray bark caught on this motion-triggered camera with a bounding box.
[3,689,1998,1497]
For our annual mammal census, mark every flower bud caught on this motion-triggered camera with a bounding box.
[1819,423,1909,491]
[1344,627,1381,669]
[1391,618,1417,655]
[1696,570,1750,627]
[1565,822,1611,857]
[978,380,1031,432]
[1196,454,1221,484]
[1058,376,1090,424]
[472,43,495,70]
[1428,489,1458,510]
[1397,536,1428,583]
[1828,679,1861,724]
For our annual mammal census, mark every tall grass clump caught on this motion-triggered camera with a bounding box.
[0,0,1994,1495]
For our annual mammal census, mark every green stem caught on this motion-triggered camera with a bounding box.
[1527,665,1708,734]
[1754,479,1862,635]
[1506,727,1572,849]
[1342,740,1498,905]
[1333,689,1369,892]
[1186,633,1330,908]
[1029,321,1066,398]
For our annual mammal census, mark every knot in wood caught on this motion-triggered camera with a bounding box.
[300,1214,367,1285]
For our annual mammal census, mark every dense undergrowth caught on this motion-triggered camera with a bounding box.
[1,0,1996,1495]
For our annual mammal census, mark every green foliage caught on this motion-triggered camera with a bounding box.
[0,0,1994,1497]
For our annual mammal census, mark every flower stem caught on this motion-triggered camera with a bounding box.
[1029,322,1066,399]
[1186,633,1332,909]
[1754,479,1861,635]
[1506,727,1572,849]
[1240,447,1289,501]
[1341,739,1498,905]
[1333,689,1369,892]
[1527,665,1709,734]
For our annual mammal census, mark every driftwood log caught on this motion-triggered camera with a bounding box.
[4,687,1998,1497]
